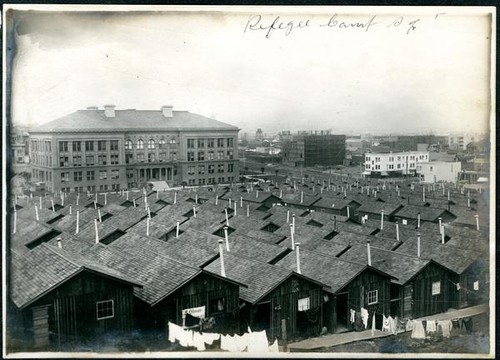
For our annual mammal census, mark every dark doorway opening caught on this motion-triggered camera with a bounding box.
[335,293,348,333]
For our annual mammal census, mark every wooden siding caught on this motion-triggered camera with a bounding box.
[29,271,134,349]
[254,274,323,342]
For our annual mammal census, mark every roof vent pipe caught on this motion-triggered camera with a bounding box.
[75,210,80,234]
[218,239,226,277]
[295,242,301,274]
[417,212,421,228]
[475,214,479,231]
[94,219,99,244]
[35,205,39,221]
[441,226,445,244]
[224,226,230,252]
[395,221,399,241]
[438,217,442,234]
[290,224,295,250]
[417,233,421,257]
[57,237,62,249]
[367,240,372,266]
[176,221,180,238]
[380,210,384,230]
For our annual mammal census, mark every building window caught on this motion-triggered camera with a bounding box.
[187,152,195,162]
[207,139,214,148]
[432,281,441,295]
[137,139,144,150]
[98,141,107,151]
[198,151,205,161]
[125,153,133,164]
[227,138,233,147]
[171,152,177,161]
[218,164,224,173]
[59,141,69,153]
[125,140,133,150]
[298,297,310,311]
[198,165,205,174]
[110,140,119,151]
[110,154,119,165]
[188,166,195,175]
[217,138,224,147]
[148,139,155,149]
[197,139,205,148]
[208,177,215,184]
[137,153,145,162]
[208,165,215,174]
[367,290,378,305]
[74,171,82,182]
[85,141,94,152]
[59,156,69,167]
[87,185,96,192]
[159,153,166,162]
[199,178,206,185]
[96,300,114,320]
[218,177,224,183]
[61,172,69,183]
[111,170,119,179]
[86,155,95,166]
[188,179,196,185]
[207,151,215,160]
[187,139,195,149]
[217,151,224,160]
[99,170,107,180]
[148,153,155,163]
[87,170,95,181]
[98,155,107,165]
[72,142,81,152]
[227,150,233,159]
[228,164,234,173]
[73,156,82,167]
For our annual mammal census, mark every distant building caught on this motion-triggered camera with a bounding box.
[363,151,429,177]
[28,105,240,193]
[10,126,30,173]
[282,134,346,168]
[382,135,447,152]
[417,161,462,183]
[255,128,264,142]
[449,133,474,150]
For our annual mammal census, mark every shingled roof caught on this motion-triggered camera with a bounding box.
[29,109,239,133]
[10,244,142,309]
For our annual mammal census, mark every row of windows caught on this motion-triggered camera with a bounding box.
[125,138,177,150]
[125,152,177,164]
[187,176,235,185]
[61,169,120,182]
[63,184,121,193]
[366,154,428,162]
[366,163,417,170]
[31,140,52,153]
[32,154,53,167]
[32,168,52,182]
[187,150,234,162]
[59,140,119,153]
[187,163,234,175]
[187,138,234,149]
[59,154,120,167]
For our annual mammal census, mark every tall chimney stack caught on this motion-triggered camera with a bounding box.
[104,105,116,118]
[161,105,173,118]
[295,242,301,274]
[367,240,372,266]
[218,239,226,277]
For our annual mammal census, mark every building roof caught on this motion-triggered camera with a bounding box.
[29,109,239,133]
[10,244,142,309]
[393,205,456,222]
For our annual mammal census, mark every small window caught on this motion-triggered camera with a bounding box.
[298,297,310,311]
[432,281,441,295]
[96,300,114,320]
[367,290,378,305]
[473,281,479,291]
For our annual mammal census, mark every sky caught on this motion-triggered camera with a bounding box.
[7,6,494,136]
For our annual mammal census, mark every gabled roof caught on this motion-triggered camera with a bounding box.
[10,244,142,309]
[356,200,404,216]
[29,109,239,133]
[393,205,455,222]
[204,253,327,304]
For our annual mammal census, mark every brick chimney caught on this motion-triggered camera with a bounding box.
[161,105,173,118]
[104,105,116,118]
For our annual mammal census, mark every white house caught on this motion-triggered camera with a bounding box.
[418,161,462,183]
[363,151,429,177]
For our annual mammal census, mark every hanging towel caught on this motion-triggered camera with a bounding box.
[438,320,452,338]
[168,322,182,343]
[411,320,426,339]
[371,312,376,336]
[179,329,194,347]
[247,330,270,353]
[269,339,279,352]
[405,319,414,332]
[350,309,356,323]
[360,307,369,329]
[193,332,206,351]
[232,334,248,352]
[426,320,437,333]
[201,332,220,345]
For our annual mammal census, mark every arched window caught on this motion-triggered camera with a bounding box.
[159,139,166,149]
[137,139,144,150]
[125,140,133,150]
[169,137,177,144]
[148,139,155,149]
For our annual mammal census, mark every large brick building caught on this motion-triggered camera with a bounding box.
[28,105,240,193]
[282,134,346,168]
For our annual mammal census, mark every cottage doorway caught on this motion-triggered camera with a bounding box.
[335,292,349,333]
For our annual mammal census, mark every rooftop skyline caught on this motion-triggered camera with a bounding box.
[8,7,494,136]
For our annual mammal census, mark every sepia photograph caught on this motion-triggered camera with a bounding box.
[2,4,496,358]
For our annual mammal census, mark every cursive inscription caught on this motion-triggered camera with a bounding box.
[319,14,378,32]
[244,15,311,38]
